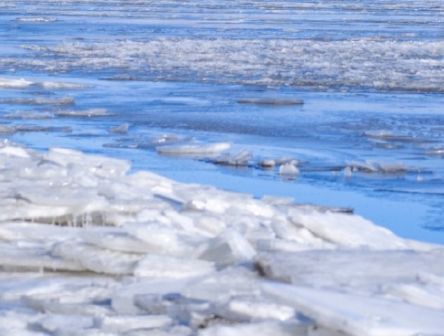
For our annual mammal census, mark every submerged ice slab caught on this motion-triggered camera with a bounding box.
[0,142,443,335]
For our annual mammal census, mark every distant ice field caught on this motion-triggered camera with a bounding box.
[0,0,444,243]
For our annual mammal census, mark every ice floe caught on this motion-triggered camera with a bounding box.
[3,111,53,120]
[209,150,252,167]
[345,161,408,175]
[15,17,56,23]
[0,77,33,89]
[156,142,231,156]
[39,81,86,90]
[109,123,129,134]
[0,124,71,134]
[0,76,86,91]
[55,108,109,117]
[426,147,444,157]
[0,97,75,106]
[0,141,443,335]
[237,98,304,106]
[279,161,299,177]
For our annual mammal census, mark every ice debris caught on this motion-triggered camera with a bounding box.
[0,142,442,335]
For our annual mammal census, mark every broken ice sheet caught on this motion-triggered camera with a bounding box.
[0,143,442,335]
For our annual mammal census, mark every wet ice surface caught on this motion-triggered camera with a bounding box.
[0,1,444,334]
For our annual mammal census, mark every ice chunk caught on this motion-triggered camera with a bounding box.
[126,224,194,256]
[15,17,56,23]
[0,125,16,134]
[210,150,252,167]
[0,312,43,336]
[183,267,259,302]
[81,229,156,254]
[288,208,407,249]
[0,144,31,158]
[55,108,109,117]
[260,159,276,168]
[0,97,75,105]
[52,241,141,275]
[386,283,444,310]
[199,321,305,336]
[134,254,215,279]
[99,315,172,333]
[346,161,408,175]
[0,77,33,88]
[111,278,193,314]
[156,142,231,156]
[256,249,444,289]
[279,162,299,176]
[40,81,85,89]
[150,134,188,146]
[109,123,129,134]
[4,111,53,119]
[237,98,304,106]
[219,298,296,322]
[14,125,72,133]
[45,147,130,176]
[0,242,85,272]
[263,283,444,336]
[36,314,95,334]
[426,147,444,157]
[198,230,257,265]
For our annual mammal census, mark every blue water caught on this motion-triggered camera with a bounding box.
[0,1,443,243]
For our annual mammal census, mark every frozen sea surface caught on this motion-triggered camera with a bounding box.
[0,1,444,333]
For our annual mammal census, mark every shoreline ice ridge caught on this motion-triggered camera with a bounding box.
[0,140,443,336]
